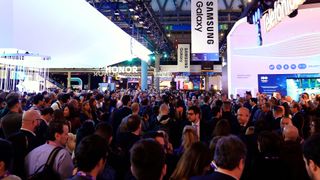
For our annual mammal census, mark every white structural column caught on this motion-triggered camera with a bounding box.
[205,74,209,91]
[67,71,71,89]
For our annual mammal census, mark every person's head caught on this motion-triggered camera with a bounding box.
[52,109,65,121]
[22,110,42,132]
[187,106,201,123]
[0,139,13,173]
[58,93,70,104]
[274,92,282,100]
[261,102,270,113]
[280,117,293,131]
[310,117,320,137]
[63,105,70,118]
[245,91,252,100]
[273,105,284,118]
[44,96,52,108]
[95,122,113,145]
[170,142,211,180]
[212,106,222,118]
[181,125,199,151]
[75,135,108,176]
[127,115,141,135]
[130,139,166,180]
[47,120,70,146]
[89,98,97,109]
[82,101,91,112]
[237,107,250,126]
[283,124,299,141]
[203,96,210,104]
[222,101,232,112]
[68,99,80,111]
[301,93,310,101]
[33,93,44,106]
[131,102,140,115]
[6,92,21,112]
[303,134,320,180]
[290,102,300,114]
[257,131,282,156]
[250,98,257,106]
[40,107,54,123]
[122,95,131,107]
[213,119,231,137]
[214,135,247,179]
[159,103,169,116]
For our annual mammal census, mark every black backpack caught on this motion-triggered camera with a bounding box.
[28,146,63,180]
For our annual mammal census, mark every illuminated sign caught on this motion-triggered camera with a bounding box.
[263,0,306,32]
[191,0,219,60]
[93,66,138,76]
[177,44,190,72]
[154,71,172,78]
[105,66,138,74]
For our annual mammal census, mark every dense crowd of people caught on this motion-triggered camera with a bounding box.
[0,88,320,180]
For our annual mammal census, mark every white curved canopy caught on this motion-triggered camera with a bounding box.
[0,0,151,68]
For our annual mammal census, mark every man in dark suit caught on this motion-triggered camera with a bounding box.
[109,95,132,137]
[200,96,212,123]
[236,107,251,136]
[191,135,247,180]
[116,114,141,179]
[0,93,22,138]
[221,101,238,135]
[7,110,42,178]
[187,106,208,142]
[249,98,261,123]
[272,106,284,131]
[35,107,54,144]
[290,102,304,137]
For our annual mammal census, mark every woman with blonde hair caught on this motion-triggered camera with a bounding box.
[170,142,211,180]
[174,125,199,156]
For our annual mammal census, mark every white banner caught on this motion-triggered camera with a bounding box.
[177,44,190,72]
[191,0,219,55]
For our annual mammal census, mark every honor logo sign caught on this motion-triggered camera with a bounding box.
[93,66,138,77]
[263,0,306,32]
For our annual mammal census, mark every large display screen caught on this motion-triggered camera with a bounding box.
[258,73,320,101]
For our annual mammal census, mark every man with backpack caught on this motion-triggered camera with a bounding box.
[25,120,73,179]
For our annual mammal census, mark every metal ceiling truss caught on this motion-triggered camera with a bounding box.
[87,0,172,54]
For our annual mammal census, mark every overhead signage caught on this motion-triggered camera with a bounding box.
[191,0,219,61]
[154,71,172,78]
[106,66,138,74]
[263,0,306,32]
[93,66,138,77]
[177,44,190,72]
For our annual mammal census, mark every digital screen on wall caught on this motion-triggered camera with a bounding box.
[192,53,219,61]
[189,76,201,90]
[258,73,320,101]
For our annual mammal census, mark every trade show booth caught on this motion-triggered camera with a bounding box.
[0,0,151,91]
[227,3,320,100]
